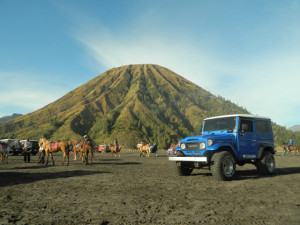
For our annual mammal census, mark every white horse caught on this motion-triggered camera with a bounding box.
[0,142,11,163]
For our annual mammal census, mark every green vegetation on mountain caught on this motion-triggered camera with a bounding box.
[0,64,299,148]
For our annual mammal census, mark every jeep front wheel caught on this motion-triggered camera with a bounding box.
[211,151,236,181]
[175,162,194,176]
[256,151,275,175]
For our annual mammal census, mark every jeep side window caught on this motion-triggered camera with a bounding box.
[239,119,253,132]
[256,120,271,133]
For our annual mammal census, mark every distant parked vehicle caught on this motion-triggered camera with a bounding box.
[98,145,105,153]
[98,144,110,153]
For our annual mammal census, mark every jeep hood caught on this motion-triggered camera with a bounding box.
[181,133,235,142]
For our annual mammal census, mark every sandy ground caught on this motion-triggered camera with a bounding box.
[0,150,300,225]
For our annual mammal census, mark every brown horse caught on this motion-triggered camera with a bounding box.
[109,144,123,157]
[39,137,69,166]
[69,139,83,160]
[289,145,300,155]
[282,144,300,156]
[137,143,150,157]
[81,141,94,165]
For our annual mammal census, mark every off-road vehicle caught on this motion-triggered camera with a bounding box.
[169,114,275,181]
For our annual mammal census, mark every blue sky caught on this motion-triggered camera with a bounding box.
[0,0,300,127]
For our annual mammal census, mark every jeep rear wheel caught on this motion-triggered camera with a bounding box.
[256,151,275,175]
[175,162,193,176]
[211,151,236,181]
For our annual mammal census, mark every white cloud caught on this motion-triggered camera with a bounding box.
[73,19,218,89]
[0,71,68,117]
[72,19,300,127]
[214,51,300,126]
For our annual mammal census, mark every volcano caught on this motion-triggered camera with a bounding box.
[0,64,248,148]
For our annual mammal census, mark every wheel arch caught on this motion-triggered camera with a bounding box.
[211,145,238,161]
[257,144,275,159]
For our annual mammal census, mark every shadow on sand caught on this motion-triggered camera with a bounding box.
[0,170,109,187]
[190,167,300,180]
[91,161,142,166]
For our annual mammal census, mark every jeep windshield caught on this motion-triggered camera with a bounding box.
[203,117,236,132]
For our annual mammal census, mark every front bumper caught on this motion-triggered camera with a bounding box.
[168,157,208,162]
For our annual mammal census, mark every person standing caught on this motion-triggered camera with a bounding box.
[37,145,45,165]
[114,139,119,152]
[103,142,108,152]
[22,138,32,163]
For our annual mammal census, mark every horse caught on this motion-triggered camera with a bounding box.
[288,145,300,155]
[0,142,11,163]
[81,141,94,165]
[109,144,124,157]
[39,137,70,166]
[137,143,150,157]
[69,139,84,160]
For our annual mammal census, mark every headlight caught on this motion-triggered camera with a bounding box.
[180,143,186,150]
[200,142,206,149]
[208,139,213,146]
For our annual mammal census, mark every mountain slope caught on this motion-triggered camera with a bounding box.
[0,64,259,148]
[288,125,300,132]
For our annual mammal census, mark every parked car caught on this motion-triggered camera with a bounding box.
[169,114,275,181]
[98,145,105,153]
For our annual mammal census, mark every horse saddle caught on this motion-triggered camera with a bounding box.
[0,142,7,149]
[50,142,59,149]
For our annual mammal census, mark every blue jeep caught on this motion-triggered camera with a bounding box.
[169,114,275,181]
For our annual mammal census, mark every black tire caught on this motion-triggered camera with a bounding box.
[256,151,275,175]
[211,151,236,181]
[175,162,194,176]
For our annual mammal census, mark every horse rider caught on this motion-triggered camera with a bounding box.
[22,138,32,163]
[152,143,158,152]
[83,135,91,146]
[288,138,294,150]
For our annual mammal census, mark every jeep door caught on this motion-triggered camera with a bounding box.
[255,119,274,147]
[237,118,257,158]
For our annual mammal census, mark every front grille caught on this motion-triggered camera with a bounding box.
[186,143,199,150]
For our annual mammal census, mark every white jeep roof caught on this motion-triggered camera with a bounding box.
[204,114,271,120]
